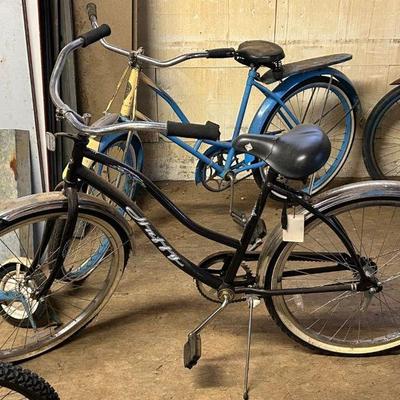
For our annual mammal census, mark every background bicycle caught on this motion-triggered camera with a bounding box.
[363,78,400,180]
[80,3,360,198]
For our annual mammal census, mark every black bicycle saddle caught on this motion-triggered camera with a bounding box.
[235,40,285,67]
[232,124,331,180]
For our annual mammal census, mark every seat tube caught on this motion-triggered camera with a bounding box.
[232,68,257,139]
[223,176,273,284]
[225,68,257,171]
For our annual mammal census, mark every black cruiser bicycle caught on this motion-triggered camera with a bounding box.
[0,24,400,399]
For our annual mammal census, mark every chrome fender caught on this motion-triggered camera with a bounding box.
[0,192,135,254]
[256,180,400,287]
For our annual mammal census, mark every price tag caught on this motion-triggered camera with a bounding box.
[282,211,304,242]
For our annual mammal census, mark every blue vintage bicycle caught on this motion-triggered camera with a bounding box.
[84,3,360,197]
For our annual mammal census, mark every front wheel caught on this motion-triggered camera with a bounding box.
[0,193,128,362]
[253,76,357,195]
[262,194,400,355]
[0,362,59,399]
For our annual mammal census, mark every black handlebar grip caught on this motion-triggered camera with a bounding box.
[166,121,221,141]
[206,48,236,58]
[86,3,97,19]
[78,24,111,48]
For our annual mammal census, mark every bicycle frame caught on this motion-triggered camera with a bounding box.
[50,135,374,299]
[137,67,300,178]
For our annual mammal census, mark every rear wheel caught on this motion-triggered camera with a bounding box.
[263,196,400,355]
[253,77,356,195]
[0,197,127,362]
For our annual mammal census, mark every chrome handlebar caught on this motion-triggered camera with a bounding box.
[49,37,166,136]
[49,4,212,137]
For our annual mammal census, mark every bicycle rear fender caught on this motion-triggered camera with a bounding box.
[244,67,360,164]
[256,180,400,287]
[249,67,360,134]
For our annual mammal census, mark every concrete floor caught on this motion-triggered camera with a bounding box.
[25,181,400,400]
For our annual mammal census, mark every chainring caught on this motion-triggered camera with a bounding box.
[199,147,248,192]
[195,253,255,304]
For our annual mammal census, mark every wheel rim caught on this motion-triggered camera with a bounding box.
[268,200,400,354]
[258,80,355,195]
[369,96,400,179]
[0,212,124,361]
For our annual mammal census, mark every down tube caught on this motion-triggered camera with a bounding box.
[76,164,223,289]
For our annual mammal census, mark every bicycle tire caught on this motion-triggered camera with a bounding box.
[0,362,59,400]
[362,85,400,179]
[253,76,356,195]
[262,189,400,356]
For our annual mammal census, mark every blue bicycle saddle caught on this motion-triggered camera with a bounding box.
[232,124,331,180]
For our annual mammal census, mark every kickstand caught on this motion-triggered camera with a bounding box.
[243,295,257,400]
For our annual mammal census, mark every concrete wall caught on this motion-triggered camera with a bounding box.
[74,0,400,181]
[72,0,132,118]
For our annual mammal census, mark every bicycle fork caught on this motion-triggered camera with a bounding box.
[184,291,261,400]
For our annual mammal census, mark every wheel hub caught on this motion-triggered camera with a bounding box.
[359,257,382,293]
[0,265,40,320]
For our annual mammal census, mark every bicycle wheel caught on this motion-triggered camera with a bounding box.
[363,85,400,179]
[0,193,127,362]
[253,77,356,195]
[263,194,400,355]
[0,362,59,399]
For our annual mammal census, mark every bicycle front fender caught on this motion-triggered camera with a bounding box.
[256,180,400,287]
[98,130,144,172]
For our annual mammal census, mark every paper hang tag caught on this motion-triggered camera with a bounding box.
[282,212,305,242]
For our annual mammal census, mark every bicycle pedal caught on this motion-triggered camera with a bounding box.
[231,209,248,228]
[184,333,201,369]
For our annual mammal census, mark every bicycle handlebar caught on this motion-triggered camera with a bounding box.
[49,31,219,140]
[78,24,111,47]
[49,37,167,136]
[86,3,211,66]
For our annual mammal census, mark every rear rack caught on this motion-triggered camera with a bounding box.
[260,53,352,84]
